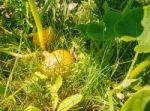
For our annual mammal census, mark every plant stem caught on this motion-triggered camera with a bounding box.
[28,0,45,50]
[122,0,134,14]
[4,54,19,97]
[128,59,150,79]
[125,52,139,79]
[108,90,115,111]
[63,0,67,21]
[3,36,23,97]
[0,26,12,34]
[26,2,33,28]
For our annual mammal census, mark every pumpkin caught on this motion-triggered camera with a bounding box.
[42,50,73,76]
[29,27,55,46]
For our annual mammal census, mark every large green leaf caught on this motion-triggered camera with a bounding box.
[57,94,82,111]
[86,22,105,40]
[76,24,87,36]
[76,9,122,41]
[116,8,144,37]
[103,10,121,40]
[134,6,150,53]
[77,5,150,51]
[121,86,150,111]
[78,10,121,41]
[116,5,150,53]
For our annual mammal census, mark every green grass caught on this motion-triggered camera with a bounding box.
[0,0,150,111]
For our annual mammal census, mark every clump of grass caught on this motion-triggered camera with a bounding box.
[73,1,98,24]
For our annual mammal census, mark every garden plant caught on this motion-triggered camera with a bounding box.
[0,0,150,111]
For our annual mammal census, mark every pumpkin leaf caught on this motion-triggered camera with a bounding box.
[77,5,150,49]
[116,5,150,53]
[116,7,144,38]
[86,22,105,40]
[134,6,150,53]
[77,10,121,41]
[103,10,121,40]
[121,86,150,111]
[76,24,87,36]
[119,36,137,42]
[24,106,41,111]
[57,94,82,111]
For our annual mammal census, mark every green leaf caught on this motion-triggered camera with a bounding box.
[86,22,105,40]
[115,79,140,90]
[134,6,150,53]
[77,5,150,50]
[24,106,41,111]
[135,45,150,53]
[128,59,150,79]
[51,93,59,111]
[103,10,121,40]
[77,10,121,41]
[54,75,62,92]
[119,36,137,42]
[46,76,62,93]
[121,86,150,111]
[116,5,150,53]
[57,94,82,111]
[116,7,144,38]
[0,85,5,96]
[46,83,59,111]
[76,24,87,36]
[46,76,62,110]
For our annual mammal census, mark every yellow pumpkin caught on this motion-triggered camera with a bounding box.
[29,27,55,46]
[42,50,73,76]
